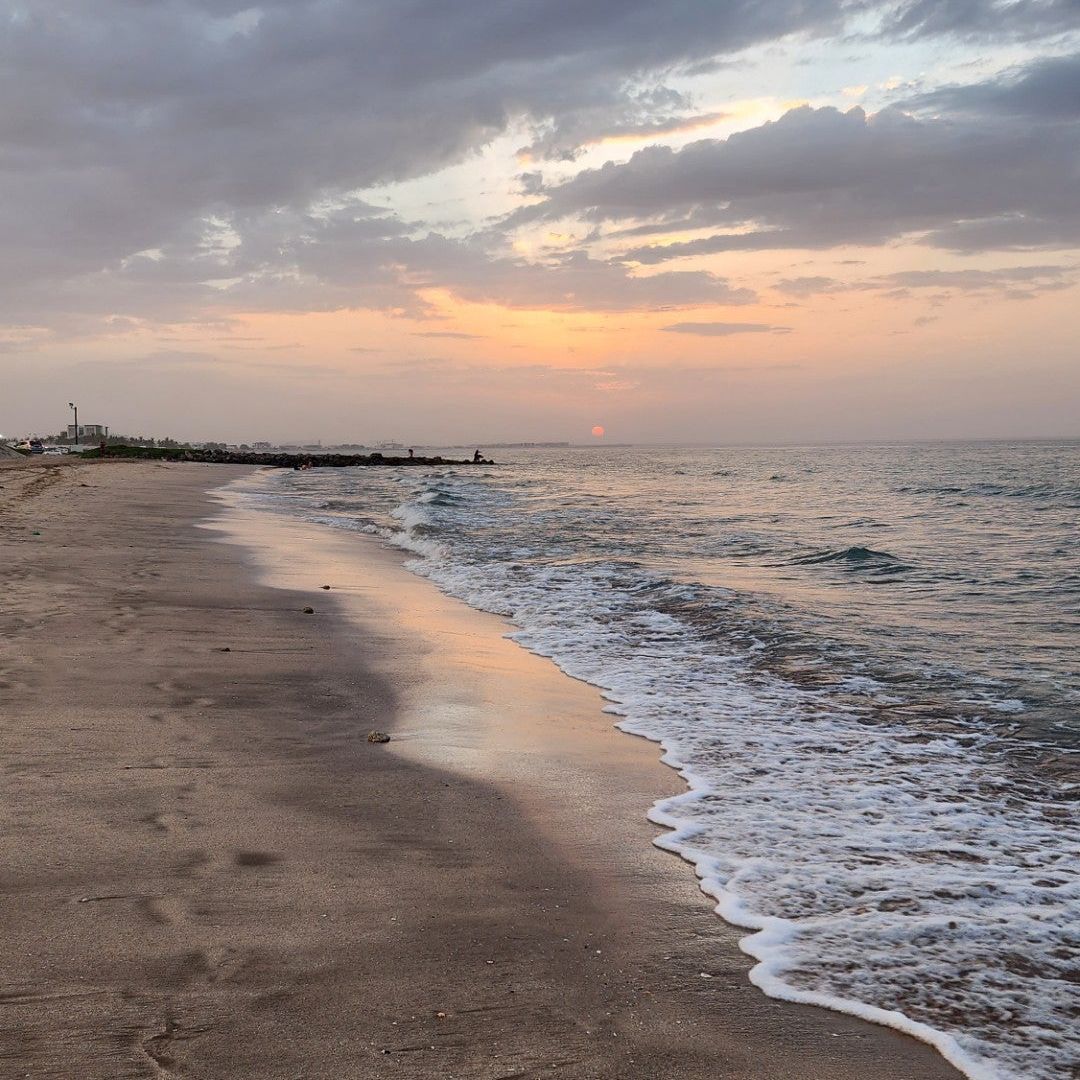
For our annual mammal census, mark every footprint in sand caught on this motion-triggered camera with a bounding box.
[233,850,283,868]
[140,810,191,834]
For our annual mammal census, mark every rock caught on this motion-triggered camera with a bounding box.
[367,731,391,744]
[216,646,231,652]
[321,584,331,590]
[303,607,315,614]
[77,442,489,469]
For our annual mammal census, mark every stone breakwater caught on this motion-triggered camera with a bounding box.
[81,445,487,467]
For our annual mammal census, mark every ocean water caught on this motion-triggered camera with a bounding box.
[234,441,1079,1080]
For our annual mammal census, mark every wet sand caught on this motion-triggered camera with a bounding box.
[0,459,963,1079]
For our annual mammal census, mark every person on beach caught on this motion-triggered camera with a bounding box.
[408,448,414,458]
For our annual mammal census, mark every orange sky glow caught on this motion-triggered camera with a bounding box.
[3,5,1078,444]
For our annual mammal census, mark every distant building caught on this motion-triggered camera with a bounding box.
[252,441,271,450]
[67,423,108,438]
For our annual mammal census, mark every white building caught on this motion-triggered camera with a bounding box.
[67,423,109,438]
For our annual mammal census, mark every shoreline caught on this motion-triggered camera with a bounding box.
[1,459,963,1078]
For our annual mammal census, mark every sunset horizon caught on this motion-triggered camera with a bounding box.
[5,2,1079,445]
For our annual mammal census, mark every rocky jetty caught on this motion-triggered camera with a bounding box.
[79,445,488,467]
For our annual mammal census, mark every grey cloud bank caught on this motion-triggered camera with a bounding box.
[902,51,1080,117]
[3,0,1079,334]
[518,66,1080,258]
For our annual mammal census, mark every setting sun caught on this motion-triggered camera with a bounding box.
[592,425,605,438]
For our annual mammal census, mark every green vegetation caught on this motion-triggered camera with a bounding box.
[53,432,189,448]
[78,445,182,459]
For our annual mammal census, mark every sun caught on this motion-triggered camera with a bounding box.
[591,425,605,438]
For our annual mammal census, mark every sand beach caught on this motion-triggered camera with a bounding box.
[0,458,963,1079]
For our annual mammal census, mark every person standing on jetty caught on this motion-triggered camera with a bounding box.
[473,448,483,462]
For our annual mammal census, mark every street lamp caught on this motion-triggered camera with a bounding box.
[68,401,78,445]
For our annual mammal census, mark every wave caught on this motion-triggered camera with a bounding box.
[829,518,893,530]
[417,489,462,506]
[897,482,1078,503]
[791,546,909,572]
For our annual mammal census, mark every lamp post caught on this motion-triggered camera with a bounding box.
[68,401,78,445]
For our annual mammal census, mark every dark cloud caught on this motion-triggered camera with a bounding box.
[0,0,852,293]
[0,0,864,335]
[513,95,1079,256]
[520,90,732,164]
[882,0,1080,40]
[902,51,1080,118]
[2,0,1077,336]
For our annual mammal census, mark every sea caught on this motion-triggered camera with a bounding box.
[234,440,1079,1080]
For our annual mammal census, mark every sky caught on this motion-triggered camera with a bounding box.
[3,0,1079,445]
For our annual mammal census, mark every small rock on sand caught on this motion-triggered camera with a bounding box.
[303,607,315,614]
[367,731,391,744]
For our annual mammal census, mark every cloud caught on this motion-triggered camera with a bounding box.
[882,0,1080,40]
[511,90,1080,255]
[879,265,1074,290]
[0,1,854,294]
[594,378,642,391]
[423,247,756,311]
[2,1,1077,338]
[661,321,790,335]
[775,275,844,295]
[83,349,221,370]
[521,89,731,162]
[774,264,1074,296]
[901,52,1080,119]
[411,331,484,339]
